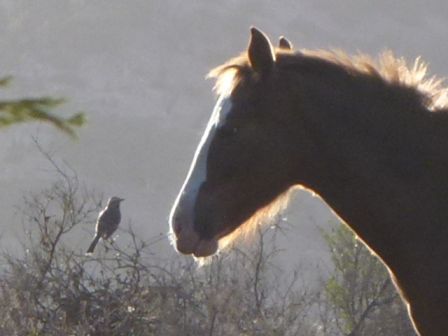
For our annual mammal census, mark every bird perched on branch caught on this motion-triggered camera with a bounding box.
[86,196,124,254]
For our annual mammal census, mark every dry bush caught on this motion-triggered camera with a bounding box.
[0,158,319,336]
[0,148,415,335]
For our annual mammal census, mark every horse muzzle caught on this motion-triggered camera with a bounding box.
[170,204,218,257]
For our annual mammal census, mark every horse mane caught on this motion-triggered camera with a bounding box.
[207,47,448,251]
[209,48,448,110]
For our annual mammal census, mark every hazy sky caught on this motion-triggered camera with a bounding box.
[1,1,447,271]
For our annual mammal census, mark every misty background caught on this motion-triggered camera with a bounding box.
[1,1,447,275]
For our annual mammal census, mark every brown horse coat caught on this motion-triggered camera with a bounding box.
[170,27,448,336]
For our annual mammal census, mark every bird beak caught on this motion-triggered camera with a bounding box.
[119,198,125,202]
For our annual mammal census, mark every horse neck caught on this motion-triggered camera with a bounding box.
[293,75,448,274]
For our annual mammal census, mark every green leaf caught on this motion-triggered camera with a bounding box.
[66,113,86,126]
[0,76,12,87]
[0,77,85,137]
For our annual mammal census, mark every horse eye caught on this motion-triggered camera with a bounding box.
[219,125,238,137]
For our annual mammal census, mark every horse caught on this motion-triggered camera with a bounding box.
[169,27,448,336]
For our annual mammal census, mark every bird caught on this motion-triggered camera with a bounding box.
[86,196,124,254]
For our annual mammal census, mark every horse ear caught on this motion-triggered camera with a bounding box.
[278,36,293,50]
[248,27,275,74]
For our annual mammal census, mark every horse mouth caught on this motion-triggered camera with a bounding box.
[193,239,218,257]
[174,234,218,257]
[170,205,219,257]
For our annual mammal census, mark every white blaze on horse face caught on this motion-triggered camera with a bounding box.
[184,94,232,193]
[170,94,233,237]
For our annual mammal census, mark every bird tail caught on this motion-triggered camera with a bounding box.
[86,234,101,255]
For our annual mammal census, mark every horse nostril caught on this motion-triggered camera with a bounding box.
[174,223,182,235]
[172,214,183,236]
